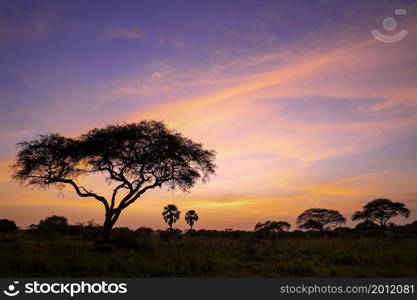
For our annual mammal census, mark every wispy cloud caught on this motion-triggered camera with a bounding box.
[1,1,417,229]
[0,9,55,42]
[102,25,144,40]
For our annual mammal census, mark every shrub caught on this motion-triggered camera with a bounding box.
[37,215,68,233]
[111,227,140,249]
[0,219,18,233]
[135,227,154,238]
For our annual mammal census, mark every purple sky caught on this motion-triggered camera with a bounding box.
[1,0,417,230]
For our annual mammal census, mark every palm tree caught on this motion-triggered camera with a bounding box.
[185,210,199,230]
[162,204,180,230]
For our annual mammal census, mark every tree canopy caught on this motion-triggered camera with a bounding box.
[254,221,290,233]
[352,198,410,227]
[11,121,216,239]
[185,210,199,230]
[297,208,346,232]
[162,204,181,229]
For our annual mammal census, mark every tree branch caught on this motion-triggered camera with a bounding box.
[118,180,162,210]
[110,182,127,210]
[57,179,109,212]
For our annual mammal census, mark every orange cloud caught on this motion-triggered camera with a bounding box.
[2,19,417,230]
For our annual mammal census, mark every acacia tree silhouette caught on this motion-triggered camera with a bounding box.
[254,221,291,233]
[185,210,199,230]
[11,121,216,241]
[297,208,346,232]
[352,198,410,228]
[162,204,180,230]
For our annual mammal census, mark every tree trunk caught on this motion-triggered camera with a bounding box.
[102,209,121,242]
[103,219,113,242]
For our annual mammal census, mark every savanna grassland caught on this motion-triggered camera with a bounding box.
[1,229,417,277]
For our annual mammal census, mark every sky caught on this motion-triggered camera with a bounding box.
[1,0,417,230]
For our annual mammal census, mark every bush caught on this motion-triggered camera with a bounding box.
[37,215,69,233]
[355,220,381,232]
[111,227,141,249]
[157,228,182,241]
[135,227,154,238]
[0,219,18,233]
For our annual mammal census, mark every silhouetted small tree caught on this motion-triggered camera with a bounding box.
[135,227,154,238]
[111,227,140,249]
[0,219,18,233]
[11,121,216,241]
[37,215,68,232]
[354,220,380,231]
[297,208,346,232]
[185,210,199,230]
[162,204,180,230]
[254,221,290,233]
[404,221,417,234]
[352,198,410,228]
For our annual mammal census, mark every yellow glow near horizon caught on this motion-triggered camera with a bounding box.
[1,9,417,230]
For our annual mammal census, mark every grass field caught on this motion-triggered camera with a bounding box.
[1,231,417,277]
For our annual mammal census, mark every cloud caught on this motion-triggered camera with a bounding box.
[118,24,417,162]
[102,25,144,40]
[2,3,417,229]
[0,9,55,42]
[96,19,417,227]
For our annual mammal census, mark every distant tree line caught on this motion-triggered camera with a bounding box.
[254,198,410,234]
[0,198,413,241]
